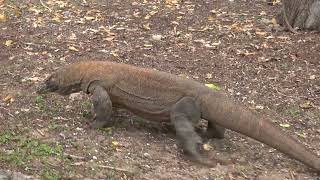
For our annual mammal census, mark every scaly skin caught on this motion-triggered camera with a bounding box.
[37,61,320,171]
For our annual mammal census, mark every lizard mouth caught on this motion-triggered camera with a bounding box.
[58,82,82,95]
[37,81,59,94]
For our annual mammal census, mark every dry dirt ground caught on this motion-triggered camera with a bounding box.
[0,0,320,179]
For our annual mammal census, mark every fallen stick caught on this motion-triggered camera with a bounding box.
[98,165,134,174]
[39,0,52,12]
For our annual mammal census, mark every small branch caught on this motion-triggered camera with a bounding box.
[289,170,295,180]
[39,0,52,12]
[36,129,45,136]
[98,165,134,174]
[63,153,85,160]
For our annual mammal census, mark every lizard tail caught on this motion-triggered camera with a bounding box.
[200,92,320,171]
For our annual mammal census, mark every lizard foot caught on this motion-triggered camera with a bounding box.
[89,116,110,129]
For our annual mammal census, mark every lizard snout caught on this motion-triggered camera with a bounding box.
[37,82,49,94]
[36,80,59,94]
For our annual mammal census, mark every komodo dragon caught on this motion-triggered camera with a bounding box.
[37,60,320,171]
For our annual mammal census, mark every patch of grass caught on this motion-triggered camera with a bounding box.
[214,177,223,180]
[279,63,289,70]
[34,96,60,117]
[42,167,61,180]
[214,176,223,180]
[0,151,33,167]
[89,162,101,177]
[81,110,92,119]
[81,101,93,119]
[68,140,80,149]
[285,107,300,118]
[0,131,64,170]
[105,170,116,179]
[35,95,45,107]
[48,123,65,131]
[18,138,63,156]
[100,127,115,136]
[0,132,13,144]
[133,117,146,128]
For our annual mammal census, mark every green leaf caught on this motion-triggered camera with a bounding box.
[205,83,220,91]
[296,132,306,138]
[279,123,290,128]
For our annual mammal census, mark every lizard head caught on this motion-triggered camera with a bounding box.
[37,68,82,95]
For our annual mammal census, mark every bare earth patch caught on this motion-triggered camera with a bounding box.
[0,0,319,179]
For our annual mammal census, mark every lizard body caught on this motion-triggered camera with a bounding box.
[38,61,320,171]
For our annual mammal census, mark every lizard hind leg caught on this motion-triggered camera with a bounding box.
[170,97,216,167]
[88,84,113,129]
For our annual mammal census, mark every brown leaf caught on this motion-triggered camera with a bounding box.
[68,46,79,51]
[4,40,13,47]
[143,23,151,30]
[3,95,14,103]
[203,144,213,151]
[299,101,314,109]
[84,16,95,21]
[0,14,6,22]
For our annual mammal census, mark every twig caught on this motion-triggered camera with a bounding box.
[289,170,295,180]
[98,165,134,174]
[71,161,85,166]
[0,107,14,117]
[63,153,85,160]
[36,129,45,136]
[274,88,315,100]
[39,0,52,12]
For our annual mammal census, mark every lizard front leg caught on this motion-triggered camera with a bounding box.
[206,122,225,139]
[87,84,113,129]
[196,121,226,140]
[170,97,216,167]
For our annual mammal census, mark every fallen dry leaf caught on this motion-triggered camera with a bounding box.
[151,34,162,41]
[84,16,95,21]
[203,144,213,151]
[144,43,153,48]
[4,40,13,47]
[0,14,6,22]
[299,101,314,109]
[68,46,79,51]
[143,23,151,30]
[205,73,212,79]
[3,95,15,103]
[256,31,267,36]
[310,75,316,80]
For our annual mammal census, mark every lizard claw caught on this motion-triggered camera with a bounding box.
[89,116,113,129]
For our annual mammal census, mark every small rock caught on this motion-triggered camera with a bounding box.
[143,152,151,158]
[76,127,83,131]
[151,34,162,41]
[255,105,264,110]
[59,133,66,139]
[310,75,316,80]
[261,18,271,24]
[69,92,82,101]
